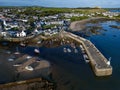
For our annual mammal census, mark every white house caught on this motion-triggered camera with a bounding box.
[3,20,7,26]
[3,20,18,30]
[34,28,39,33]
[1,31,7,37]
[17,30,26,37]
[16,33,20,37]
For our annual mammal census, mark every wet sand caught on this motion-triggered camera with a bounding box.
[0,49,17,83]
[0,46,51,82]
[70,17,107,31]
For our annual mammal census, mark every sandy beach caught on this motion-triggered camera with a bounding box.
[70,17,107,31]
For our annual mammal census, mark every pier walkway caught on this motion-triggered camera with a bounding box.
[60,31,112,76]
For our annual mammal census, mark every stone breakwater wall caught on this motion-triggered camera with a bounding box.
[60,31,112,76]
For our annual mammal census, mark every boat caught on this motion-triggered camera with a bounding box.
[83,54,89,63]
[70,43,75,48]
[13,64,21,67]
[67,40,70,43]
[80,44,84,51]
[67,48,71,53]
[25,66,34,71]
[34,48,40,54]
[20,42,26,47]
[8,58,14,62]
[81,50,85,54]
[26,56,32,59]
[63,47,67,53]
[14,47,20,54]
[107,57,111,66]
[14,51,20,55]
[85,59,89,63]
[80,45,83,48]
[37,40,41,44]
[74,48,78,53]
[14,52,20,54]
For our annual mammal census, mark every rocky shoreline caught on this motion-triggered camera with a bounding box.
[0,78,56,90]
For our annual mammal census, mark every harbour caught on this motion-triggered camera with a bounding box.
[60,31,112,76]
[0,6,119,89]
[0,32,118,90]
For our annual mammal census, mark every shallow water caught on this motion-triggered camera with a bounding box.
[76,20,120,90]
[0,20,120,90]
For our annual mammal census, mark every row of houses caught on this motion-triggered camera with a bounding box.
[1,30,26,37]
[0,8,119,39]
[102,12,119,18]
[63,11,120,18]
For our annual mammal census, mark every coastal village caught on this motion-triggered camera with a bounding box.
[0,7,119,40]
[0,7,70,39]
[0,7,119,90]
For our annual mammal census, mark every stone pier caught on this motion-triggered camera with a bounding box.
[60,31,112,76]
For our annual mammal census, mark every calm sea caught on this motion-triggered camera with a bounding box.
[53,20,120,90]
[109,9,120,12]
[71,20,120,90]
[0,20,120,90]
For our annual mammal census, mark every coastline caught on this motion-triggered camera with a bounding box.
[69,17,116,31]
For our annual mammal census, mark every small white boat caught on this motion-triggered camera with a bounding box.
[67,48,71,53]
[83,54,89,63]
[67,40,70,43]
[107,57,111,66]
[14,47,20,54]
[74,48,78,53]
[14,52,20,55]
[34,48,40,54]
[81,50,85,54]
[63,48,67,53]
[8,58,14,62]
[25,66,34,71]
[37,40,41,44]
[26,56,32,59]
[13,64,21,67]
[83,54,89,59]
[20,42,26,47]
[85,59,89,63]
[80,45,84,50]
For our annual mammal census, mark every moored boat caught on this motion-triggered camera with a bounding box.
[25,66,34,71]
[67,48,71,53]
[34,48,40,54]
[63,47,67,53]
[20,42,26,47]
[83,54,89,63]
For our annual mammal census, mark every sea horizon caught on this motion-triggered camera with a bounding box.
[0,5,120,9]
[0,0,120,8]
